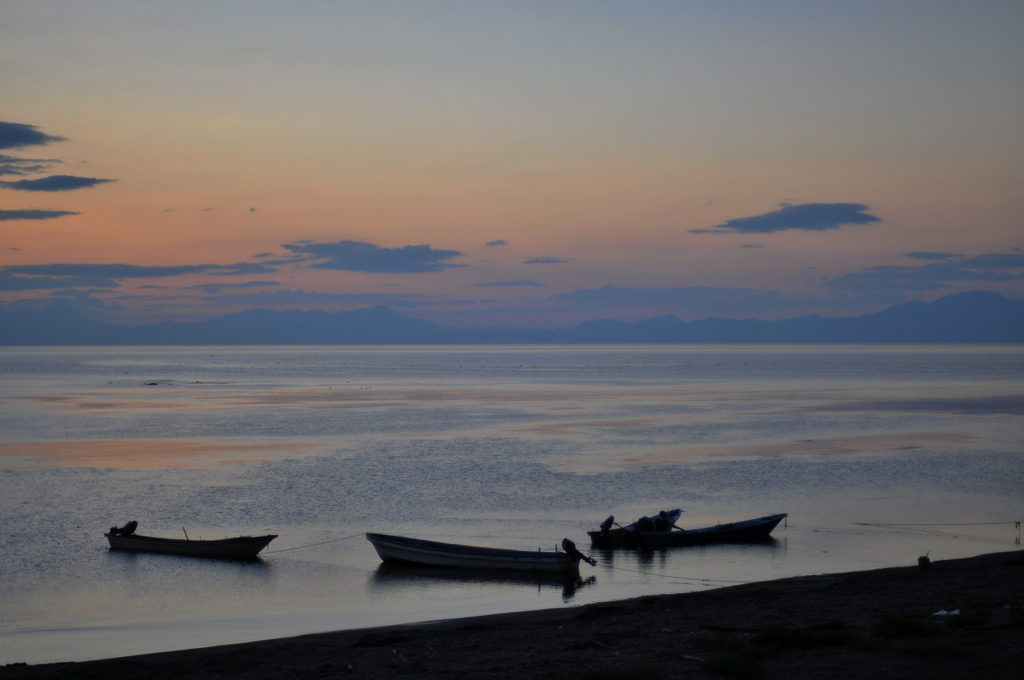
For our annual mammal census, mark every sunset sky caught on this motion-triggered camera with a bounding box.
[2,1,1022,328]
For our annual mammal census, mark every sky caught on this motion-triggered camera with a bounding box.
[2,0,1022,329]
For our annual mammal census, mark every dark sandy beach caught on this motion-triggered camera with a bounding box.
[3,550,1022,680]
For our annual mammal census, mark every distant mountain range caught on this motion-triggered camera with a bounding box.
[1,291,1022,345]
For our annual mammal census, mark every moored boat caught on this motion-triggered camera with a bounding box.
[365,533,595,574]
[104,521,277,558]
[636,513,788,548]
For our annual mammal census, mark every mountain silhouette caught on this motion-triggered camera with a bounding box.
[1,291,1021,345]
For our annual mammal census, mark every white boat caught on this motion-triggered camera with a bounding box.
[365,533,594,574]
[105,521,276,558]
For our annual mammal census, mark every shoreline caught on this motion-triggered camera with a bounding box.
[3,549,1021,679]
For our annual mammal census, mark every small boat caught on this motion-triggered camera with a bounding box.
[365,533,595,574]
[104,521,277,558]
[588,508,683,548]
[636,513,788,548]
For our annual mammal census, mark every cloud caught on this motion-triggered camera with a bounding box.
[0,272,118,291]
[903,252,962,261]
[0,122,66,150]
[693,202,881,234]
[957,253,1024,269]
[474,280,546,287]
[0,209,79,221]
[523,257,571,264]
[486,240,508,246]
[283,239,466,273]
[0,175,116,192]
[0,154,61,177]
[201,289,446,310]
[187,280,279,293]
[204,263,280,276]
[826,252,1024,293]
[0,262,279,290]
[46,289,125,312]
[252,257,305,267]
[3,263,230,279]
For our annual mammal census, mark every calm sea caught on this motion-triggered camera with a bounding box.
[1,345,1022,664]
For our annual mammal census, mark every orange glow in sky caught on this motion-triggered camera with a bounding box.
[2,1,1022,328]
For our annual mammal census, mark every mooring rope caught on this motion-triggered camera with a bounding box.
[854,521,1020,527]
[601,562,755,586]
[262,520,1021,558]
[855,520,1023,543]
[263,532,366,554]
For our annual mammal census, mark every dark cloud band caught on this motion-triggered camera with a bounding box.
[0,262,278,291]
[0,209,79,221]
[283,240,465,273]
[0,122,66,150]
[693,202,881,234]
[523,257,571,264]
[0,175,116,192]
[827,252,1024,293]
[0,272,117,291]
[0,154,61,177]
[474,280,546,287]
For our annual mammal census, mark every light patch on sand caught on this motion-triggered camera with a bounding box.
[0,439,318,469]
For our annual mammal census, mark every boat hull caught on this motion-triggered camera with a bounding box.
[587,528,633,549]
[636,514,787,548]
[105,533,277,557]
[366,533,581,574]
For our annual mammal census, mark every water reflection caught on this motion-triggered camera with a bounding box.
[594,536,783,561]
[3,346,1020,665]
[104,549,273,568]
[369,563,596,601]
[585,537,790,592]
[632,537,784,565]
[589,537,787,585]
